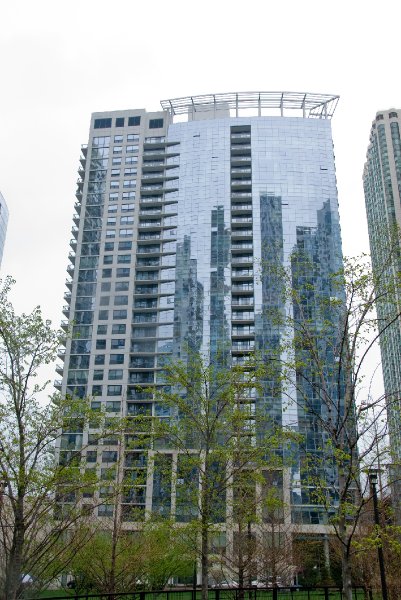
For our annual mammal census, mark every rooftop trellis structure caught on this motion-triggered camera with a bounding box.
[160,91,339,121]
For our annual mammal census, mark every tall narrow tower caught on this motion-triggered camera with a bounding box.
[363,109,401,454]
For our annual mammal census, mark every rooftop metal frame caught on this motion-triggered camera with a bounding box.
[160,91,339,120]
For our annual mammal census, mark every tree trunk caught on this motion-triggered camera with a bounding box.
[4,500,25,600]
[201,522,209,600]
[237,521,244,600]
[339,520,352,600]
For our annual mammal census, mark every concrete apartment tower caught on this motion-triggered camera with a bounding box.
[363,109,401,456]
[57,92,343,564]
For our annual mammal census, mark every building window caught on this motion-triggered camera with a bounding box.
[126,146,138,154]
[102,269,112,278]
[110,354,124,364]
[106,401,121,412]
[109,193,119,201]
[125,156,138,165]
[108,204,118,213]
[95,355,105,365]
[390,112,398,118]
[86,451,97,463]
[114,294,128,305]
[112,324,126,334]
[98,504,114,517]
[122,192,135,200]
[106,230,116,238]
[111,339,125,349]
[107,385,122,396]
[128,116,141,126]
[116,268,130,277]
[118,241,132,250]
[113,146,122,154]
[109,369,123,380]
[120,216,134,225]
[113,309,127,319]
[97,325,107,335]
[117,254,131,264]
[115,118,124,128]
[376,114,384,120]
[123,180,136,189]
[111,169,120,177]
[96,340,106,350]
[103,255,113,265]
[92,385,102,396]
[112,157,122,166]
[93,370,104,380]
[115,281,129,291]
[149,118,164,129]
[127,134,139,142]
[122,203,134,211]
[119,229,133,237]
[110,181,119,189]
[101,282,111,291]
[94,118,112,129]
[104,243,114,252]
[98,310,109,320]
[124,168,137,176]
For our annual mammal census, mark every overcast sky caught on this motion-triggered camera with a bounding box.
[1,0,399,394]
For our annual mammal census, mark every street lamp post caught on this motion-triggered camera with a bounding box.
[368,470,388,600]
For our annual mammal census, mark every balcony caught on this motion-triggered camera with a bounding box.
[81,144,88,156]
[65,279,73,290]
[232,311,254,321]
[55,364,64,376]
[72,213,80,225]
[232,217,253,224]
[62,305,70,317]
[231,167,252,175]
[74,201,81,213]
[231,179,252,189]
[232,283,254,292]
[60,320,69,331]
[75,189,83,201]
[231,133,251,141]
[230,156,252,166]
[231,192,252,199]
[71,226,79,239]
[64,291,72,302]
[54,380,62,390]
[66,264,74,276]
[231,242,253,250]
[57,348,66,359]
[68,251,76,264]
[231,256,253,265]
[231,230,253,238]
[232,341,255,351]
[232,297,254,306]
[69,238,77,250]
[231,204,253,213]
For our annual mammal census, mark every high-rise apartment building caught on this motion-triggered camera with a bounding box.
[56,92,342,537]
[363,109,401,453]
[0,191,9,267]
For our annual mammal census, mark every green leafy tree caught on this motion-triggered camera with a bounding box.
[152,352,293,600]
[0,277,97,600]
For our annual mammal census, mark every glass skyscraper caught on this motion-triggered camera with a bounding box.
[57,92,343,535]
[363,109,401,455]
[0,191,9,268]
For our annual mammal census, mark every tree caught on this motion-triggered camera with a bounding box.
[68,516,193,594]
[0,277,96,600]
[151,351,293,600]
[262,240,401,600]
